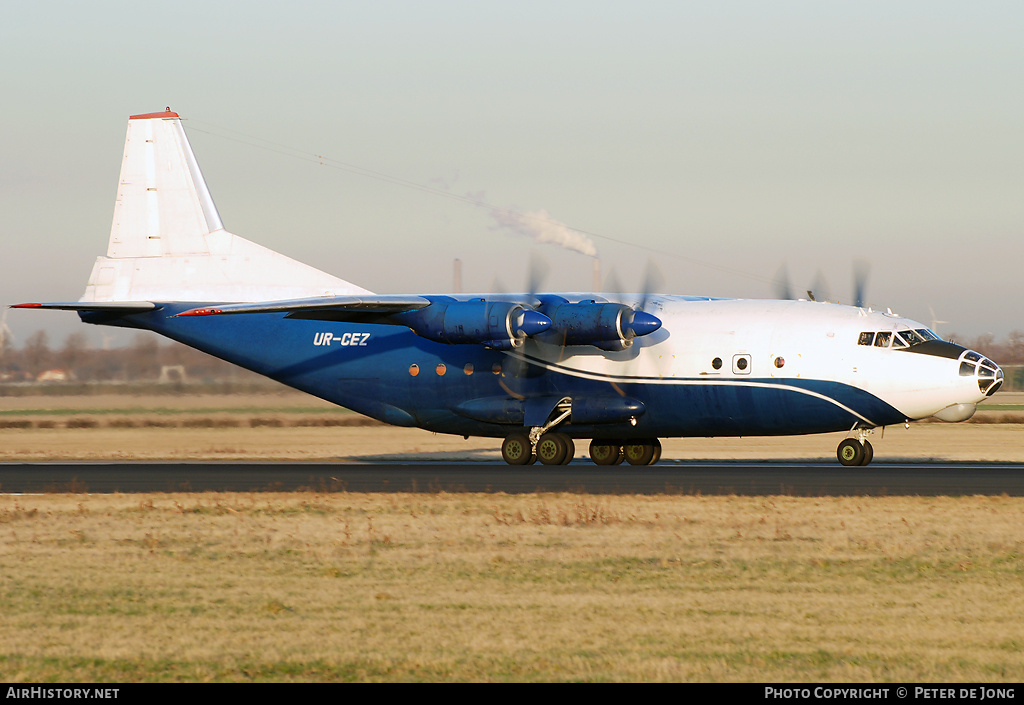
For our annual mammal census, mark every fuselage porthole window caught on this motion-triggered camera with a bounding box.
[733,354,751,375]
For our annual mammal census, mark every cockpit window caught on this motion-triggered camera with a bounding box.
[860,329,937,349]
[900,329,926,346]
[964,351,981,363]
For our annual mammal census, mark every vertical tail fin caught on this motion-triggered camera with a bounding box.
[81,108,370,303]
[106,108,223,258]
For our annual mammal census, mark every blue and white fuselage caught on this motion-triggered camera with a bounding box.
[80,294,998,446]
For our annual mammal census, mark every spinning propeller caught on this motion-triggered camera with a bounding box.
[774,260,870,308]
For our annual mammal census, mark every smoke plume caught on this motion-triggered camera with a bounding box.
[490,207,598,258]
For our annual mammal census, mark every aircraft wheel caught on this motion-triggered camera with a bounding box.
[559,435,576,465]
[650,439,662,465]
[537,432,571,465]
[501,433,534,465]
[624,439,660,466]
[837,439,865,467]
[859,440,874,466]
[589,440,625,466]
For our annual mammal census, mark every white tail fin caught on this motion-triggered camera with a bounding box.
[80,108,371,302]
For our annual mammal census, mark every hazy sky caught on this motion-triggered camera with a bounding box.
[2,1,1022,349]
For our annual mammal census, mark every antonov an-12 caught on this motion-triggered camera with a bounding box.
[13,109,1004,466]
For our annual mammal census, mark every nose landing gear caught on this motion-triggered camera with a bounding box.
[837,430,874,467]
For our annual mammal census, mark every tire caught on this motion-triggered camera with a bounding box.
[501,433,533,465]
[837,439,865,467]
[559,435,575,465]
[537,432,570,465]
[589,440,624,466]
[624,440,657,466]
[859,440,874,466]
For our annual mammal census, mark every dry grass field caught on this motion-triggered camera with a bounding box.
[1,389,1023,682]
[2,492,1024,682]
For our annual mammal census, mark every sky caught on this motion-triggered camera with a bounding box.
[2,1,1023,351]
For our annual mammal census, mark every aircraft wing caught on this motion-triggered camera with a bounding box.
[174,294,662,350]
[15,295,661,351]
[174,295,432,321]
[12,297,429,325]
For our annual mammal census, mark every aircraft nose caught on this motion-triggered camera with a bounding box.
[981,360,1004,397]
[958,350,1004,397]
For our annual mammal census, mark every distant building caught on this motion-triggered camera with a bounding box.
[158,365,187,384]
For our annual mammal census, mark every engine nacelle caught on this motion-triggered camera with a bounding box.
[541,302,662,351]
[398,300,551,350]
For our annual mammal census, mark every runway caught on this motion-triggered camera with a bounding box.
[3,461,1024,496]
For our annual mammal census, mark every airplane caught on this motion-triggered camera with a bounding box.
[12,108,1005,466]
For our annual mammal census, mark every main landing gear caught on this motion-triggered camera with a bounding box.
[591,439,662,466]
[499,397,664,466]
[837,429,875,467]
[501,432,575,465]
[500,434,663,466]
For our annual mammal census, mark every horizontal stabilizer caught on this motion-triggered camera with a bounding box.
[11,302,159,312]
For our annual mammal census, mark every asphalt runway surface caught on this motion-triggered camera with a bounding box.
[2,461,1024,496]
